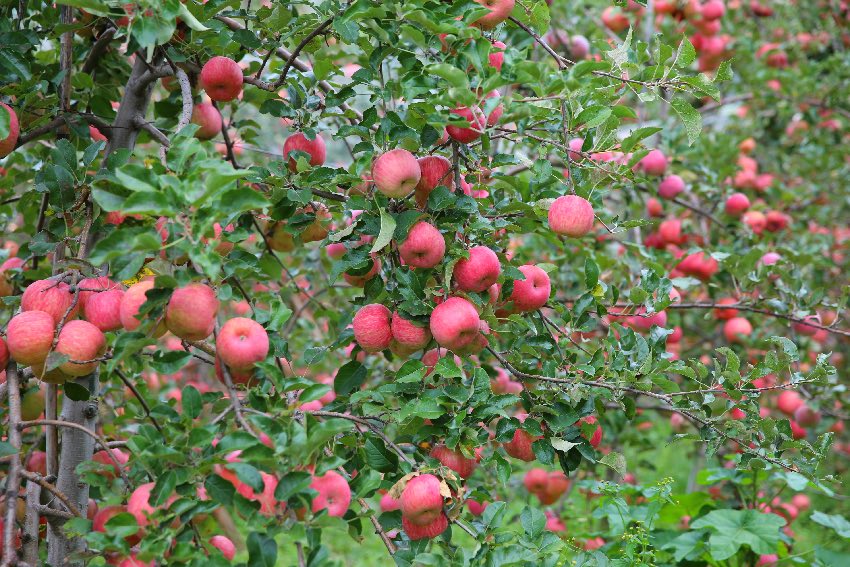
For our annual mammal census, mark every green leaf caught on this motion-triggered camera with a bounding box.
[151,470,177,506]
[812,511,850,539]
[274,471,313,501]
[0,104,9,139]
[425,63,470,89]
[247,532,277,567]
[0,441,17,458]
[585,257,599,289]
[56,0,110,16]
[670,98,702,146]
[576,106,612,129]
[521,506,546,539]
[64,381,90,401]
[689,509,786,560]
[177,3,209,31]
[370,208,396,253]
[676,35,696,67]
[599,451,626,478]
[334,361,367,395]
[363,438,398,473]
[182,385,202,420]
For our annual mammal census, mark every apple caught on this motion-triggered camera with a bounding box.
[602,6,630,33]
[792,314,820,336]
[453,246,501,292]
[82,286,125,332]
[200,56,244,102]
[92,448,130,479]
[523,468,548,493]
[489,40,506,71]
[536,471,569,505]
[470,0,515,30]
[266,221,295,252]
[0,102,20,158]
[399,221,445,268]
[776,391,804,417]
[504,427,537,461]
[352,303,393,353]
[545,510,566,532]
[0,336,8,369]
[93,505,140,544]
[209,535,236,561]
[372,148,422,198]
[701,0,725,19]
[20,385,44,421]
[431,445,477,479]
[391,311,432,354]
[570,35,591,59]
[165,283,219,341]
[217,317,270,370]
[676,251,718,280]
[415,155,453,208]
[793,404,821,427]
[725,192,750,216]
[6,310,55,366]
[790,420,807,440]
[118,555,153,567]
[508,264,551,312]
[759,252,781,266]
[380,490,401,513]
[26,450,46,475]
[467,499,488,516]
[659,175,685,199]
[21,278,78,324]
[756,555,778,566]
[548,195,594,237]
[120,279,164,333]
[446,105,486,144]
[723,316,752,343]
[127,482,156,527]
[0,256,24,297]
[55,320,106,376]
[343,255,382,287]
[310,470,351,517]
[713,297,739,320]
[658,218,683,245]
[647,197,663,217]
[638,149,668,176]
[483,90,503,127]
[283,132,326,172]
[429,297,481,352]
[791,493,810,511]
[191,102,223,140]
[400,474,447,540]
[765,210,789,232]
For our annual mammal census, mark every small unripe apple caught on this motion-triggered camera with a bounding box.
[399,221,445,268]
[310,470,351,517]
[725,192,750,216]
[6,310,56,366]
[20,386,45,421]
[723,316,752,343]
[283,132,326,172]
[659,175,685,199]
[353,303,393,353]
[508,264,551,312]
[217,317,269,370]
[453,246,501,292]
[55,320,107,376]
[415,155,453,208]
[548,195,594,237]
[165,283,219,341]
[21,279,78,324]
[0,102,20,158]
[429,297,481,352]
[200,56,243,102]
[191,102,223,140]
[470,0,515,30]
[446,106,486,144]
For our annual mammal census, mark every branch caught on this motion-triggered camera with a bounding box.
[81,25,117,75]
[174,68,193,133]
[133,116,171,147]
[113,369,165,438]
[274,16,335,89]
[2,362,23,567]
[19,472,82,518]
[21,481,41,565]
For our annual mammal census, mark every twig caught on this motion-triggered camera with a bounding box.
[81,25,117,75]
[113,369,165,438]
[296,542,306,567]
[306,410,414,466]
[275,17,335,88]
[18,471,82,518]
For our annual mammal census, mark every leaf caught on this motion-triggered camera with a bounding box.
[670,98,702,146]
[334,361,367,395]
[585,257,599,289]
[0,441,17,458]
[425,63,470,89]
[363,438,398,473]
[689,509,786,560]
[56,0,110,16]
[151,470,177,506]
[812,511,850,539]
[0,104,9,139]
[247,532,278,567]
[676,35,696,68]
[371,208,396,253]
[599,451,627,478]
[177,3,208,31]
[550,438,580,453]
[181,385,202,419]
[274,471,313,501]
[576,106,612,129]
[521,506,546,539]
[64,381,90,401]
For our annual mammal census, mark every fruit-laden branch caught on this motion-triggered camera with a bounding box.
[1,362,23,567]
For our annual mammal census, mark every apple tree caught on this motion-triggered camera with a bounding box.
[1,0,849,565]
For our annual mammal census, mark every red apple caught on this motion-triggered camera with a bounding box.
[55,320,107,376]
[391,311,432,354]
[415,155,453,208]
[470,0,515,30]
[508,264,551,312]
[400,474,446,540]
[429,297,481,352]
[548,195,594,237]
[353,303,393,353]
[638,149,668,176]
[200,56,243,102]
[21,278,78,324]
[659,175,685,199]
[399,221,445,268]
[0,102,20,158]
[446,106,486,144]
[723,316,752,343]
[310,470,351,517]
[431,445,477,479]
[283,132,326,172]
[372,149,422,198]
[217,317,270,370]
[165,283,219,341]
[776,390,804,417]
[209,535,236,561]
[453,246,501,293]
[6,310,56,366]
[191,102,223,140]
[725,192,750,216]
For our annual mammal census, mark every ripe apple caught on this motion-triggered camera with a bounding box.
[92,448,130,479]
[93,505,140,544]
[165,283,219,341]
[638,149,668,176]
[127,482,156,527]
[776,390,803,417]
[209,535,236,561]
[725,192,750,216]
[508,264,551,312]
[191,102,223,140]
[602,6,630,32]
[431,445,477,479]
[659,175,685,199]
[200,56,244,102]
[723,316,752,343]
[266,221,295,252]
[446,105,486,144]
[21,279,78,324]
[0,336,8,369]
[453,246,501,293]
[26,450,46,475]
[120,279,165,334]
[352,303,393,353]
[82,286,124,332]
[483,90,503,127]
[467,499,488,516]
[470,0,515,30]
[399,221,445,268]
[217,317,270,370]
[401,474,447,540]
[504,427,537,461]
[548,195,595,237]
[372,149,422,199]
[391,311,432,354]
[6,310,56,366]
[415,155,453,208]
[0,102,20,158]
[536,471,569,505]
[793,404,821,427]
[343,255,382,287]
[489,40,506,71]
[283,132,326,172]
[570,35,591,59]
[429,297,481,352]
[647,197,663,217]
[713,297,739,320]
[792,314,820,336]
[310,470,351,517]
[55,319,107,376]
[524,468,548,493]
[791,493,810,511]
[118,555,153,567]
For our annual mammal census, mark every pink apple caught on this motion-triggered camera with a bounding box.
[21,278,78,324]
[310,470,351,517]
[793,404,821,427]
[83,286,125,332]
[6,310,56,366]
[602,6,630,32]
[353,303,393,353]
[489,40,506,70]
[217,317,270,370]
[92,448,130,479]
[0,102,20,158]
[391,311,432,353]
[120,279,159,332]
[659,175,685,199]
[165,283,219,341]
[723,316,752,343]
[470,0,515,30]
[401,474,444,527]
[55,320,106,376]
[548,195,595,237]
[127,482,156,527]
[638,149,668,176]
[431,445,477,479]
[777,390,804,417]
[399,221,445,268]
[725,192,750,216]
[209,535,236,561]
[283,132,326,172]
[453,246,501,292]
[415,155,453,208]
[483,90,503,127]
[191,102,223,140]
[508,264,551,312]
[429,297,481,352]
[570,35,591,59]
[200,56,243,102]
[372,149,422,198]
[446,106,486,144]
